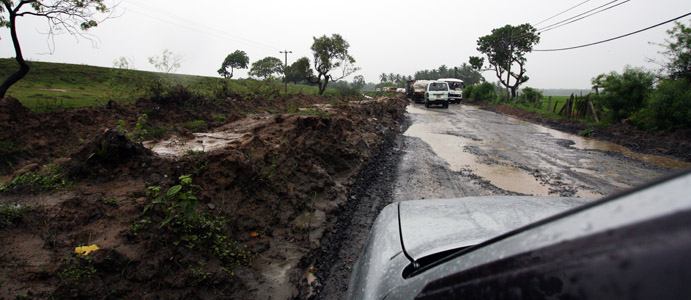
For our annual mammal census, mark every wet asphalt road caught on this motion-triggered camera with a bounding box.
[315,101,683,300]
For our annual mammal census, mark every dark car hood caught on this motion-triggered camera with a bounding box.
[399,197,589,259]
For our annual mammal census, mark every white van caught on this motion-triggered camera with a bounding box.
[438,78,464,104]
[424,81,449,109]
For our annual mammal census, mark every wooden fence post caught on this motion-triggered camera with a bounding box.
[588,96,600,123]
[548,96,552,112]
[553,100,559,113]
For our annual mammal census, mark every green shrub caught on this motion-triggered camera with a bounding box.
[471,82,497,101]
[518,87,543,106]
[462,85,473,100]
[592,67,654,122]
[634,78,691,130]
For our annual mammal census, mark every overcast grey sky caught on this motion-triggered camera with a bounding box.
[1,0,690,89]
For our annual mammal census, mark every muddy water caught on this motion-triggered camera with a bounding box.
[400,104,677,199]
[144,132,244,157]
[534,125,691,170]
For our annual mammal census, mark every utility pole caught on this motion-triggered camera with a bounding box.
[280,50,292,94]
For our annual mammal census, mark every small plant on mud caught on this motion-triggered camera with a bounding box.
[182,120,207,132]
[579,128,594,137]
[58,254,96,283]
[184,150,208,175]
[212,114,227,122]
[0,165,71,194]
[135,175,252,270]
[144,175,201,226]
[0,203,24,228]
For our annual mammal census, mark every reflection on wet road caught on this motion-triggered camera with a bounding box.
[395,104,684,201]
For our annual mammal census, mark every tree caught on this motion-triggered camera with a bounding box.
[656,21,691,80]
[149,49,182,74]
[469,56,485,71]
[284,57,314,84]
[248,56,283,79]
[592,67,655,122]
[311,33,359,95]
[456,63,485,85]
[379,73,387,83]
[0,0,110,99]
[113,56,134,69]
[351,75,365,90]
[217,50,249,79]
[475,24,540,100]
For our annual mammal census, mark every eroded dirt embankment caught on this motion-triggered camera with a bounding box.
[0,94,407,299]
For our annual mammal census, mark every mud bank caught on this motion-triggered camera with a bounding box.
[0,94,408,299]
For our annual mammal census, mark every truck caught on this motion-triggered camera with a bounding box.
[437,78,464,104]
[405,80,431,103]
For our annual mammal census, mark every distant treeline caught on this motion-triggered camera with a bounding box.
[537,89,594,97]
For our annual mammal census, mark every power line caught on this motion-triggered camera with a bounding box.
[123,0,280,51]
[534,12,691,52]
[534,0,591,26]
[540,0,631,34]
[538,0,619,32]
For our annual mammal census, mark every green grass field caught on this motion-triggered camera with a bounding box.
[0,58,336,112]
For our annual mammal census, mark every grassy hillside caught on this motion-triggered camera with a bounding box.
[0,58,329,112]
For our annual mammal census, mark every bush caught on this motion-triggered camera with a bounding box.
[592,67,654,122]
[462,85,473,100]
[518,87,543,106]
[471,82,497,101]
[634,78,691,130]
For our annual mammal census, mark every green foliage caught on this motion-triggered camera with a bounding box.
[0,165,71,193]
[311,34,359,95]
[518,87,543,106]
[469,82,497,101]
[218,50,249,79]
[578,128,594,137]
[656,21,691,80]
[462,85,473,100]
[476,24,540,99]
[0,203,24,228]
[59,255,97,283]
[248,57,283,79]
[634,78,691,130]
[182,120,207,132]
[351,75,366,90]
[592,67,655,122]
[137,175,251,269]
[212,114,227,122]
[413,63,484,86]
[284,57,314,84]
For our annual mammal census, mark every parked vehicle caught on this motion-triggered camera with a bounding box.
[408,80,431,103]
[346,170,691,300]
[438,78,464,104]
[424,81,449,108]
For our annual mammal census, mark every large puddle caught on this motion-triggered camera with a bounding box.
[404,105,687,198]
[405,123,553,196]
[533,125,691,170]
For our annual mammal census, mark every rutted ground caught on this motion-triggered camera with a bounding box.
[314,101,689,300]
[0,94,407,299]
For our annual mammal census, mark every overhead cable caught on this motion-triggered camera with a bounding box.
[538,0,619,32]
[534,0,591,26]
[540,0,631,34]
[533,12,691,52]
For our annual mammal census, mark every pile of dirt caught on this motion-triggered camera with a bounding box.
[475,102,691,163]
[0,94,408,299]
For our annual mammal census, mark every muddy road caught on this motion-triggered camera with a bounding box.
[315,101,688,299]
